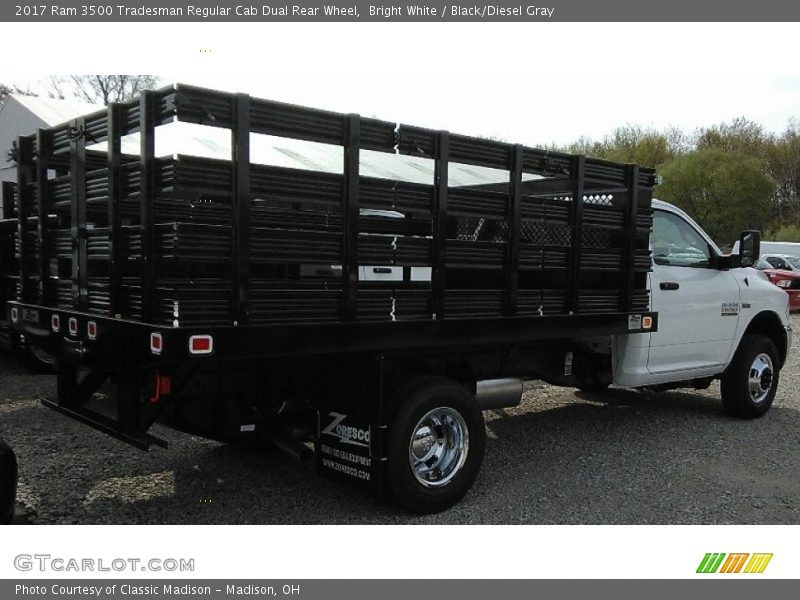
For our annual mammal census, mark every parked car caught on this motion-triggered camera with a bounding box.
[762,253,800,273]
[755,258,800,312]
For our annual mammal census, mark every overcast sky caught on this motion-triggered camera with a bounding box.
[7,23,800,148]
[151,73,800,147]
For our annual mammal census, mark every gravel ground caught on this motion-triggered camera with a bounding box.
[1,315,799,525]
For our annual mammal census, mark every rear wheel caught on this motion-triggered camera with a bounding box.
[27,343,56,374]
[721,334,780,419]
[387,378,486,514]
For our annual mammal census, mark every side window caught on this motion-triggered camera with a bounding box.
[768,257,788,270]
[651,211,712,267]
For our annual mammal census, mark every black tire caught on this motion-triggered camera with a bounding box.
[721,334,780,419]
[386,377,486,514]
[26,343,56,374]
[0,437,18,525]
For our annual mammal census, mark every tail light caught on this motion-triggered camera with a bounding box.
[87,321,97,340]
[189,335,214,355]
[10,307,19,323]
[68,318,78,336]
[51,314,60,332]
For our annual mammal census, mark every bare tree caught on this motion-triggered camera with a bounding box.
[0,82,37,106]
[47,75,160,105]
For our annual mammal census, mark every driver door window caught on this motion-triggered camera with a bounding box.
[651,211,711,267]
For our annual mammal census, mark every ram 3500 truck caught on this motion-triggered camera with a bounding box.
[4,84,791,513]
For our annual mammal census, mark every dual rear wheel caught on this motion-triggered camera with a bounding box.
[386,378,486,514]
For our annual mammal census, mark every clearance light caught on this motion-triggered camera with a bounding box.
[87,321,97,340]
[150,332,163,355]
[51,314,60,332]
[68,318,78,336]
[10,307,19,323]
[189,335,214,355]
[642,316,653,329]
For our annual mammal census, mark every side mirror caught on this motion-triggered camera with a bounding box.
[738,230,761,268]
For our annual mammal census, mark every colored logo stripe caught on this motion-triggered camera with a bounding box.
[744,553,773,574]
[697,553,773,574]
[719,553,749,573]
[697,553,726,573]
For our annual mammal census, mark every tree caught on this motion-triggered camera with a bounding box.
[0,82,36,106]
[765,119,800,221]
[556,125,688,168]
[764,223,800,243]
[696,117,771,158]
[657,149,775,246]
[48,75,159,105]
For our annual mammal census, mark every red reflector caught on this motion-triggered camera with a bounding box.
[68,318,78,335]
[87,321,97,340]
[158,375,172,396]
[150,373,172,404]
[150,332,163,355]
[189,335,213,355]
[51,315,60,332]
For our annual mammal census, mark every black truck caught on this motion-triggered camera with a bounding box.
[5,84,658,513]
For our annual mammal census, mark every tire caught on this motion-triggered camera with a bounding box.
[721,334,780,419]
[0,437,18,525]
[26,343,56,374]
[386,377,486,514]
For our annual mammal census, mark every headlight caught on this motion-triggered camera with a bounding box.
[777,279,792,288]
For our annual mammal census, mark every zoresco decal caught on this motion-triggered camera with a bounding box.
[696,553,772,574]
[321,412,370,448]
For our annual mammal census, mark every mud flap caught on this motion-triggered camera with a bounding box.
[314,354,387,497]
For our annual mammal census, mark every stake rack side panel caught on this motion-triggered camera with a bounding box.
[11,84,656,328]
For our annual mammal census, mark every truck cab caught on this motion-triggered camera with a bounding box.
[613,199,791,418]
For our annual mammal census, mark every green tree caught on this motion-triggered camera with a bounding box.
[764,223,800,242]
[657,149,775,246]
[696,117,771,158]
[765,119,800,221]
[557,125,688,168]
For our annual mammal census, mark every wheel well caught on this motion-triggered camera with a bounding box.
[744,311,788,366]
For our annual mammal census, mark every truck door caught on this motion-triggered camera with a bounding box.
[647,209,740,375]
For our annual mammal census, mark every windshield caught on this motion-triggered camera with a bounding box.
[755,258,773,270]
[786,256,800,269]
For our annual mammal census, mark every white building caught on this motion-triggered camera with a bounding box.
[0,94,102,217]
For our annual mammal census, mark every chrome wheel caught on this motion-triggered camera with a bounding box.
[409,407,469,488]
[748,353,774,404]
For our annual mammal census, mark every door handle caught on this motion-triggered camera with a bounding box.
[659,281,680,291]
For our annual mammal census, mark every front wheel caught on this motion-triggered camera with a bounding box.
[721,334,780,419]
[386,378,486,514]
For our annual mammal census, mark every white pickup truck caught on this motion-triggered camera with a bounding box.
[357,198,791,421]
[611,199,791,418]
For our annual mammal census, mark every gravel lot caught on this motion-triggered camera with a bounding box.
[2,315,799,525]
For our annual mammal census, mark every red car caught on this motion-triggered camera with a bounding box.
[755,258,800,312]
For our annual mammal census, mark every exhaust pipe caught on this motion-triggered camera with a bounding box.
[0,437,18,524]
[475,378,523,410]
[271,431,314,465]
